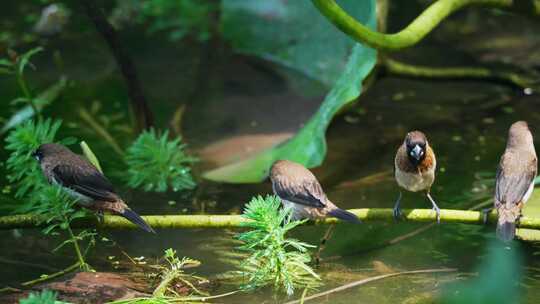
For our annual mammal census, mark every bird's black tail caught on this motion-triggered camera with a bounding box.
[328,208,362,224]
[121,208,155,233]
[496,207,517,242]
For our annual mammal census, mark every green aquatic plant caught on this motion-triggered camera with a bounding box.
[5,118,75,204]
[108,248,231,304]
[236,195,321,296]
[125,129,197,192]
[0,46,67,134]
[18,289,68,304]
[0,47,44,121]
[152,248,206,298]
[4,119,93,270]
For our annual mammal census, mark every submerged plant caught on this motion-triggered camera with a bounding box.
[152,248,207,298]
[125,129,197,192]
[109,249,216,304]
[236,195,321,296]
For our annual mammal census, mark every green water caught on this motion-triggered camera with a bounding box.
[1,3,540,303]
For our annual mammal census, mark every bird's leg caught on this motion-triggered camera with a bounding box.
[393,191,403,220]
[95,209,104,224]
[315,224,335,266]
[481,207,494,225]
[426,191,441,223]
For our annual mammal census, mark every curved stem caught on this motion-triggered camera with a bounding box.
[65,224,91,272]
[21,262,81,287]
[311,0,529,51]
[16,73,41,121]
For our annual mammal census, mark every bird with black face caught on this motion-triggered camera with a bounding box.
[32,143,155,233]
[494,121,537,242]
[394,131,440,222]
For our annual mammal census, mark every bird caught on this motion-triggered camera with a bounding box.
[494,121,537,242]
[32,143,155,233]
[394,130,440,222]
[269,160,360,223]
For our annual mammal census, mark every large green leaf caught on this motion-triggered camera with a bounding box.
[204,1,377,183]
[204,45,376,182]
[221,0,376,87]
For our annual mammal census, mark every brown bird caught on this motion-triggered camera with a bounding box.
[494,121,537,242]
[32,143,155,233]
[394,131,440,222]
[269,160,360,223]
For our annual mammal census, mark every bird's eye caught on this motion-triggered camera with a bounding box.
[32,151,42,161]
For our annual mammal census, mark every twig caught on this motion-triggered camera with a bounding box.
[80,0,153,131]
[21,262,80,287]
[285,268,457,304]
[78,108,124,156]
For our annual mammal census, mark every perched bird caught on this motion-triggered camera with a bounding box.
[494,121,537,242]
[32,143,155,233]
[394,131,440,222]
[269,160,360,223]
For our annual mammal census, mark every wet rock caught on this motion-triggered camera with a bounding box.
[1,272,152,304]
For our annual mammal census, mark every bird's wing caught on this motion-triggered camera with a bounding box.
[52,164,117,202]
[273,177,326,208]
[495,151,537,206]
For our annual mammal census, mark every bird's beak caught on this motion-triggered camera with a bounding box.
[410,144,422,161]
[31,151,39,161]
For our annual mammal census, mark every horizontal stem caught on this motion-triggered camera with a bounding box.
[311,0,536,51]
[0,208,539,240]
[382,57,538,89]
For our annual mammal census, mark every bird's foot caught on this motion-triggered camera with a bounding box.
[393,206,403,221]
[96,210,104,224]
[481,208,493,225]
[432,206,441,224]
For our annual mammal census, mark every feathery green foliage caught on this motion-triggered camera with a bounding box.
[4,119,93,270]
[125,129,197,192]
[152,248,205,298]
[19,289,68,304]
[5,118,75,204]
[236,195,321,296]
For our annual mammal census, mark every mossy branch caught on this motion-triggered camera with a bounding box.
[311,0,539,51]
[1,208,540,240]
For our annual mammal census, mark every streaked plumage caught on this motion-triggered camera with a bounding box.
[270,160,360,223]
[33,143,154,233]
[394,131,440,221]
[495,121,537,242]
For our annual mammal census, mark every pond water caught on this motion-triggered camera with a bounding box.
[1,3,540,304]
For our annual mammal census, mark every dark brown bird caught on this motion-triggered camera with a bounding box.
[269,160,360,223]
[394,131,440,222]
[32,143,155,233]
[495,121,537,242]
